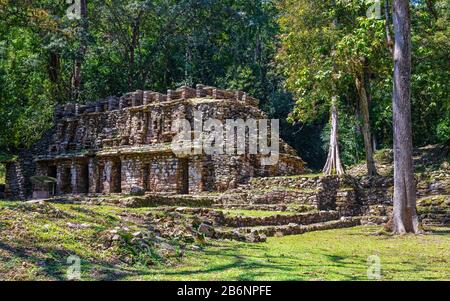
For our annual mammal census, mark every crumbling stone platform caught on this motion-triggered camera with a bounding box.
[25,171,448,243]
[3,84,305,200]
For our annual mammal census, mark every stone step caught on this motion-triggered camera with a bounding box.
[248,175,325,190]
[212,203,293,211]
[215,189,318,206]
[46,193,218,208]
[221,210,339,228]
[212,202,318,213]
[360,215,389,225]
[215,217,362,242]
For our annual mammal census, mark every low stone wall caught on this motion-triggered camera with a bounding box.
[244,175,361,215]
[222,211,339,227]
[417,195,449,226]
[115,194,217,208]
[4,151,35,200]
[215,217,362,240]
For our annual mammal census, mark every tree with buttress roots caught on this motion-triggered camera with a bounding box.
[278,0,393,176]
[277,0,346,176]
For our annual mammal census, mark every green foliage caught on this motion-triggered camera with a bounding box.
[278,0,450,165]
[436,118,450,143]
[0,0,293,155]
[0,26,55,153]
[408,1,450,145]
[0,0,448,167]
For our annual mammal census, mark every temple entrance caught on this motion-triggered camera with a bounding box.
[111,160,122,193]
[79,162,89,193]
[179,158,189,194]
[60,167,72,194]
[143,163,150,191]
[47,165,57,179]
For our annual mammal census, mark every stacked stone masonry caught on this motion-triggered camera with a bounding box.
[3,84,305,200]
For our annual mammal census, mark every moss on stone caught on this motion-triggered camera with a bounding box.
[220,209,296,217]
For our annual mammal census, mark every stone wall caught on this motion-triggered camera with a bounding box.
[222,211,340,227]
[4,84,305,200]
[244,175,360,214]
[4,151,35,200]
[246,173,448,225]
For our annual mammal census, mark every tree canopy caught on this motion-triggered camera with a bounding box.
[0,0,448,169]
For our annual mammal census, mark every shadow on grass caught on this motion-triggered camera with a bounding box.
[0,239,141,281]
[123,241,373,281]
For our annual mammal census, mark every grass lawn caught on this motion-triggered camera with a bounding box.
[130,226,450,281]
[0,201,448,281]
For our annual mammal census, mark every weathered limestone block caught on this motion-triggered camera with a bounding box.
[88,158,100,193]
[102,159,121,194]
[56,162,72,195]
[4,84,306,200]
[70,160,89,194]
[121,157,144,194]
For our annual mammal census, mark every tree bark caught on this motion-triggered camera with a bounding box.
[391,0,420,234]
[71,0,88,101]
[323,96,345,176]
[355,68,378,176]
[323,1,345,176]
[385,0,394,56]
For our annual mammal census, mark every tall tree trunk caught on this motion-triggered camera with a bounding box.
[392,0,420,234]
[323,96,345,175]
[355,67,378,176]
[72,0,88,101]
[385,0,394,55]
[323,1,345,176]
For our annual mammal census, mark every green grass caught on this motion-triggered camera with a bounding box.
[0,201,449,281]
[128,226,450,281]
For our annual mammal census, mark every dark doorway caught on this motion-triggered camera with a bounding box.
[47,165,57,195]
[143,163,150,191]
[179,159,189,194]
[47,165,57,178]
[80,163,89,193]
[61,167,72,194]
[112,160,122,193]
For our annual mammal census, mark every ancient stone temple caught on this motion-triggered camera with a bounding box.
[3,85,305,200]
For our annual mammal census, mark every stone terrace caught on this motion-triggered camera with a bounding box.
[3,84,305,200]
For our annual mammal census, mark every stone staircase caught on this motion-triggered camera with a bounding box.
[215,217,362,242]
[212,175,360,215]
[171,206,358,242]
[164,175,364,242]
